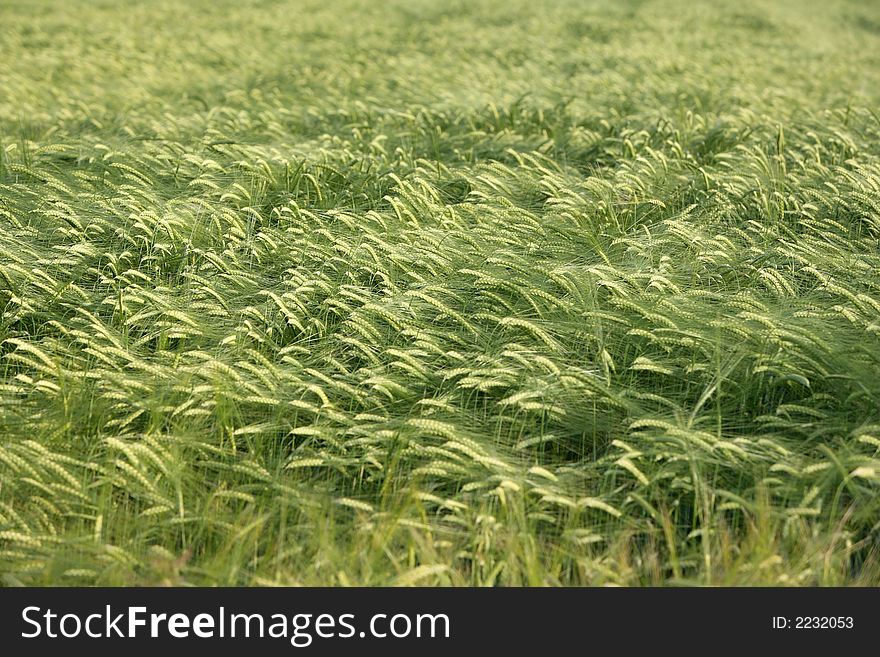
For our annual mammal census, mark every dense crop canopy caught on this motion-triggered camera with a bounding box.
[1,0,879,585]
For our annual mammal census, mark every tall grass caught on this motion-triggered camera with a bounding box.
[1,0,879,585]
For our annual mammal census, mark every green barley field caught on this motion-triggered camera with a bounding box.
[2,0,880,586]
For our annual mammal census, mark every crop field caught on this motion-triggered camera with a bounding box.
[1,0,880,586]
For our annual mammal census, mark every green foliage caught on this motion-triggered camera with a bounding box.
[1,0,879,586]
